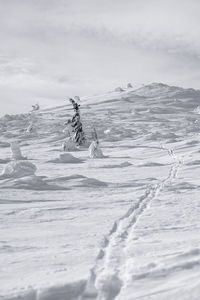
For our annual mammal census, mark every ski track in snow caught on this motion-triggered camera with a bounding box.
[81,150,184,300]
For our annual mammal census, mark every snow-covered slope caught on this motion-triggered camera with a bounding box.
[0,83,200,300]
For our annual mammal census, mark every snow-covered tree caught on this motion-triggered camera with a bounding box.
[10,142,26,160]
[32,103,40,111]
[89,128,104,158]
[62,137,77,151]
[69,98,85,146]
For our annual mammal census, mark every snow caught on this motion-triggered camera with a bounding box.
[89,141,105,158]
[62,138,78,152]
[49,153,83,164]
[1,161,36,178]
[10,141,27,160]
[0,83,200,300]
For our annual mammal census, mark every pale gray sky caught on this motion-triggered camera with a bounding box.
[0,0,200,115]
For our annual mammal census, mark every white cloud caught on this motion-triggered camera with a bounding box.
[0,0,200,115]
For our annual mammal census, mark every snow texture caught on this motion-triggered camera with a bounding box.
[1,83,200,300]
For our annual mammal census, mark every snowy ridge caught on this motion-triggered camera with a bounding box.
[134,83,200,99]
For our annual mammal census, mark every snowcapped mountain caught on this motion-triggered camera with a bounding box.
[0,83,200,300]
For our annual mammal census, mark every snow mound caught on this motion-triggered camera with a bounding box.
[59,153,82,163]
[101,161,132,168]
[114,87,124,92]
[1,161,37,178]
[46,174,107,188]
[1,175,69,190]
[49,153,83,164]
[62,138,77,151]
[79,177,108,187]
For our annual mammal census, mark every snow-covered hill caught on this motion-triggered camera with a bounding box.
[0,83,200,300]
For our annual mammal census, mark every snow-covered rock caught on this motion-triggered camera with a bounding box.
[49,153,82,164]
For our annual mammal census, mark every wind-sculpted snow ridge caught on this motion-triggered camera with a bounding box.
[0,175,70,190]
[80,152,183,300]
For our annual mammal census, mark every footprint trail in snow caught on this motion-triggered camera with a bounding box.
[81,151,184,300]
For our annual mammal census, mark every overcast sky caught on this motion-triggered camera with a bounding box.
[0,0,200,115]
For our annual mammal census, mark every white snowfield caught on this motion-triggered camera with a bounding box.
[0,83,200,300]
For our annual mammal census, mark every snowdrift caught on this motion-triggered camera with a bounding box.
[1,161,36,178]
[49,153,83,164]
